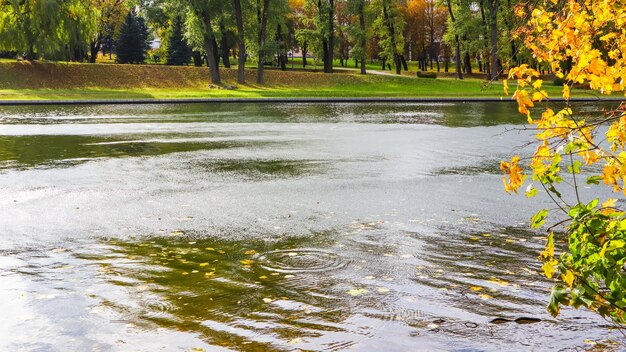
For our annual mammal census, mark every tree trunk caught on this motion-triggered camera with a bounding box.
[446,0,462,79]
[276,24,287,71]
[220,22,231,68]
[464,52,472,74]
[324,0,334,73]
[382,1,400,75]
[302,42,308,67]
[479,0,491,79]
[199,8,221,84]
[359,3,366,75]
[489,0,500,80]
[257,0,270,84]
[233,0,246,84]
[89,38,101,63]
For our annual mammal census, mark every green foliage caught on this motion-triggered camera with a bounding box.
[371,0,404,62]
[166,16,192,65]
[0,0,97,60]
[116,11,151,64]
[540,200,626,324]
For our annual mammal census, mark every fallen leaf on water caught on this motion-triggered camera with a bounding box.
[259,275,268,279]
[182,272,189,275]
[240,259,255,265]
[469,237,480,241]
[204,272,215,277]
[262,298,273,303]
[364,276,376,280]
[470,286,484,292]
[377,287,390,293]
[244,250,257,255]
[205,247,215,251]
[584,339,597,346]
[287,252,298,257]
[489,278,510,287]
[191,348,205,352]
[217,250,226,254]
[482,233,491,237]
[289,338,303,344]
[191,270,199,273]
[188,242,196,245]
[478,294,493,300]
[199,263,209,267]
[347,288,368,296]
[284,274,295,279]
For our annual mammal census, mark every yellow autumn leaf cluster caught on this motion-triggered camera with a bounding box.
[500,156,526,194]
[503,0,626,194]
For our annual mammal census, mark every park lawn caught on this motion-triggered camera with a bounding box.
[0,60,583,101]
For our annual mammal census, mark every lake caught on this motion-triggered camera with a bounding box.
[0,102,621,351]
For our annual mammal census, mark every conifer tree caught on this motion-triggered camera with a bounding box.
[166,16,191,65]
[116,11,150,64]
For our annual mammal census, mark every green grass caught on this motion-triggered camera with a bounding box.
[0,61,590,101]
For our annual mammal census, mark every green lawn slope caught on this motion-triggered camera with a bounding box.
[0,61,580,101]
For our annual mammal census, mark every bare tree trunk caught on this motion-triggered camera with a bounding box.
[233,0,246,84]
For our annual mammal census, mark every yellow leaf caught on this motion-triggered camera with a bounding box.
[503,79,509,95]
[470,286,484,291]
[562,84,570,100]
[199,262,209,267]
[562,270,575,288]
[347,288,368,296]
[262,297,273,303]
[602,198,617,208]
[478,294,493,300]
[244,250,257,255]
[240,259,255,265]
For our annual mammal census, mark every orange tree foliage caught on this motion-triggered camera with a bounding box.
[502,0,626,324]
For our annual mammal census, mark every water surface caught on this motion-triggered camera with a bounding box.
[0,102,622,351]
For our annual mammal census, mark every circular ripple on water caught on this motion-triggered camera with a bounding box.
[257,249,349,274]
[142,299,175,319]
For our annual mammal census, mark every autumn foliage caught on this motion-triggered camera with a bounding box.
[502,0,626,324]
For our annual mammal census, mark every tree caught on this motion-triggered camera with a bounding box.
[372,0,405,74]
[186,0,224,84]
[347,0,367,74]
[166,16,192,65]
[444,0,462,79]
[502,0,626,325]
[233,0,246,83]
[0,0,96,61]
[303,0,335,73]
[89,0,128,63]
[115,11,151,64]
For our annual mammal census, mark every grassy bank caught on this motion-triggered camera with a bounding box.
[0,61,577,101]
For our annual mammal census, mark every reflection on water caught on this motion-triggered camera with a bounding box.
[0,102,624,351]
